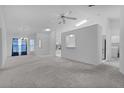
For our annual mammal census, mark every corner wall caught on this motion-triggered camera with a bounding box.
[0,6,7,67]
[120,7,124,74]
[0,29,2,66]
[61,24,102,65]
[35,31,56,56]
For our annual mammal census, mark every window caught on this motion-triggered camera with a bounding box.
[12,38,19,56]
[30,39,34,51]
[39,40,42,48]
[65,34,76,48]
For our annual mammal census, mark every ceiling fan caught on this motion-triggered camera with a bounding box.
[57,11,77,24]
[88,5,95,7]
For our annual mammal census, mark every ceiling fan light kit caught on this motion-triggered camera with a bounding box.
[88,5,95,7]
[57,11,77,24]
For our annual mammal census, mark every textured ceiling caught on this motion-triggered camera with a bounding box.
[2,5,121,34]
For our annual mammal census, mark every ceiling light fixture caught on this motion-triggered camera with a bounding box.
[69,34,74,37]
[45,28,51,31]
[75,19,87,27]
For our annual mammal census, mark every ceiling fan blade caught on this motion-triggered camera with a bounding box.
[64,16,77,20]
[64,10,72,16]
[88,5,95,7]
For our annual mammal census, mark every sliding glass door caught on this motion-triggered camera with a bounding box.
[12,38,19,56]
[12,38,28,56]
[21,39,27,55]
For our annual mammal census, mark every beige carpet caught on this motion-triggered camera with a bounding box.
[0,55,124,88]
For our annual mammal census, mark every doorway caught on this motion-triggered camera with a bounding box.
[102,35,106,60]
[12,38,28,56]
[102,35,120,67]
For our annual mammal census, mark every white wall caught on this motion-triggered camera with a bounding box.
[49,31,56,56]
[0,29,2,66]
[61,24,102,65]
[35,31,56,56]
[0,6,7,67]
[109,19,120,36]
[120,7,124,74]
[35,32,50,55]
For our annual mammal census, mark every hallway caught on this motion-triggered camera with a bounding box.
[0,56,124,88]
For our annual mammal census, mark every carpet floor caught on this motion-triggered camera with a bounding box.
[0,56,124,88]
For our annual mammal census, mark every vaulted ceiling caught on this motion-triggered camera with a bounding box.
[2,5,120,34]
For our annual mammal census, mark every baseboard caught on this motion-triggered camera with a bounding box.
[61,56,100,66]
